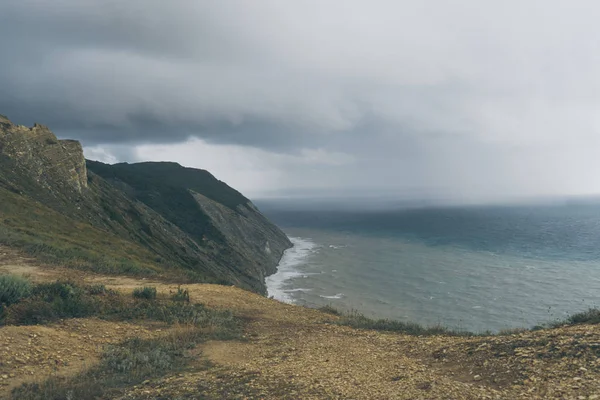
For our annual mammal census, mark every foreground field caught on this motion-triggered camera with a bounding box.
[2,246,600,399]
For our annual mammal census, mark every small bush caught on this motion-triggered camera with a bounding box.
[33,281,78,300]
[3,281,101,325]
[103,335,192,377]
[0,274,32,306]
[1,280,241,341]
[88,284,109,295]
[565,308,600,325]
[11,329,210,400]
[171,286,190,303]
[133,286,157,300]
[318,305,342,316]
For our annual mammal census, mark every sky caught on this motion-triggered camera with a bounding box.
[2,1,600,202]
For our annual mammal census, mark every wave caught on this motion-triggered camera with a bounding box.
[319,293,344,299]
[266,237,318,303]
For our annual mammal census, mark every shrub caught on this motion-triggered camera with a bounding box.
[335,310,471,336]
[565,308,600,325]
[88,284,109,295]
[171,286,190,303]
[33,281,78,301]
[3,299,57,325]
[3,281,101,325]
[0,274,32,306]
[133,286,157,300]
[1,280,240,339]
[318,305,342,316]
[11,329,210,400]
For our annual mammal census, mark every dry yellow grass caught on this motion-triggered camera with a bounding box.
[2,245,600,399]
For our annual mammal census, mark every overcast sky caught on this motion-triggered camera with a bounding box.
[2,1,600,201]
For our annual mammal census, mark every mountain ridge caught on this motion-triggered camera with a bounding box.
[0,114,291,293]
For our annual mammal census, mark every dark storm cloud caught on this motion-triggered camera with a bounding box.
[0,1,357,147]
[3,1,600,199]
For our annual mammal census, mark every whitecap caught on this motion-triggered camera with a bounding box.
[266,237,317,303]
[319,293,344,299]
[285,288,312,293]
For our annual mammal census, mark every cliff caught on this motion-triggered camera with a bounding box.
[0,115,87,196]
[0,114,291,293]
[86,160,292,292]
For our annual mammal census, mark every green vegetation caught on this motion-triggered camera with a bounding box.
[0,279,240,333]
[132,286,157,300]
[318,304,342,316]
[334,309,473,336]
[0,274,32,306]
[12,330,213,400]
[325,305,600,337]
[0,125,282,294]
[6,277,241,400]
[0,152,227,286]
[86,160,250,245]
[0,186,233,285]
[0,186,162,277]
[171,286,191,303]
[87,160,248,210]
[560,308,600,326]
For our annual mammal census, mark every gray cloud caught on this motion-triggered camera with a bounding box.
[3,1,600,200]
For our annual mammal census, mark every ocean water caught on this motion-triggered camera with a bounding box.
[260,202,600,333]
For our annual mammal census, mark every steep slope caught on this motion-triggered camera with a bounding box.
[0,114,291,293]
[86,160,292,291]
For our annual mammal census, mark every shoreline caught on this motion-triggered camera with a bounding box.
[265,236,316,303]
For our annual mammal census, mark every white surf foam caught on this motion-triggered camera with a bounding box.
[319,293,344,299]
[266,237,317,303]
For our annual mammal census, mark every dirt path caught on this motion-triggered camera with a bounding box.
[3,247,600,399]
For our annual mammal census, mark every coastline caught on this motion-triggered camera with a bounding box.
[265,236,316,303]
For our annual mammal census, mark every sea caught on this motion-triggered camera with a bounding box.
[259,200,600,333]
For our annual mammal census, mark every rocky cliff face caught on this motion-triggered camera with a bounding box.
[191,192,292,282]
[86,160,293,293]
[0,115,87,194]
[0,114,291,294]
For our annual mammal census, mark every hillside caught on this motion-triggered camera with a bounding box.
[0,114,291,293]
[4,114,600,399]
[2,254,600,399]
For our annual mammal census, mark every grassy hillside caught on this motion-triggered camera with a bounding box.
[0,186,162,276]
[0,115,291,293]
[87,161,248,210]
[86,161,248,244]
